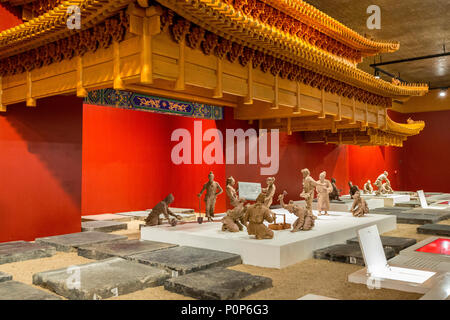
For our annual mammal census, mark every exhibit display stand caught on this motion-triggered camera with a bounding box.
[417,190,447,210]
[341,194,410,207]
[348,225,443,293]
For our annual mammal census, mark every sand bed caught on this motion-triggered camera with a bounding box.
[0,221,446,300]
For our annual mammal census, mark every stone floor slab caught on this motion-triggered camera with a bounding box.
[128,246,242,276]
[0,271,12,283]
[32,257,169,300]
[81,213,132,222]
[313,244,395,266]
[77,239,178,260]
[35,232,127,252]
[0,280,62,300]
[346,236,417,254]
[0,240,56,265]
[114,211,149,221]
[371,208,448,224]
[164,267,272,300]
[417,224,450,237]
[81,220,128,233]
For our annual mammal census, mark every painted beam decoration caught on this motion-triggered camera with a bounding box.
[84,89,223,120]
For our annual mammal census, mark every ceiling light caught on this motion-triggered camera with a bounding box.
[439,89,447,97]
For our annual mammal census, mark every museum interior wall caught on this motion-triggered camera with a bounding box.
[0,3,20,32]
[0,96,83,242]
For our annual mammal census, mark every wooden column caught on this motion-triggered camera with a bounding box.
[336,97,342,121]
[287,117,292,135]
[141,7,162,84]
[113,41,124,90]
[294,82,301,114]
[271,75,279,109]
[318,88,326,118]
[76,56,87,97]
[350,98,356,124]
[26,71,36,107]
[244,63,253,104]
[213,57,223,98]
[174,37,185,91]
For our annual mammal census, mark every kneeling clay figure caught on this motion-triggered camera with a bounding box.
[350,191,369,217]
[363,180,373,194]
[329,178,342,201]
[145,194,182,226]
[243,193,276,239]
[221,205,247,232]
[348,181,360,199]
[278,192,315,232]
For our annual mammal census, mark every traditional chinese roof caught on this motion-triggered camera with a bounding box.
[0,0,133,59]
[155,0,428,99]
[260,0,400,56]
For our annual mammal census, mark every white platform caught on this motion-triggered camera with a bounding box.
[388,237,450,273]
[141,209,396,269]
[296,198,385,211]
[297,294,337,300]
[81,213,132,222]
[342,194,410,207]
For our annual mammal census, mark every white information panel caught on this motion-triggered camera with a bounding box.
[357,225,436,284]
[238,182,262,201]
[417,190,428,208]
[417,190,446,209]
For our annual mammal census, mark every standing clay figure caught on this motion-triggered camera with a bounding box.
[300,168,325,218]
[262,177,276,208]
[374,171,393,195]
[243,193,276,239]
[348,181,360,199]
[316,171,333,216]
[198,171,223,222]
[222,176,247,232]
[278,192,315,232]
[350,191,369,217]
[145,194,182,226]
[363,180,374,194]
[329,178,342,201]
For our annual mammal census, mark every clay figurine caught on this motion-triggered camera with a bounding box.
[350,190,369,217]
[329,178,342,201]
[348,181,360,199]
[279,191,315,232]
[222,176,247,232]
[262,177,276,208]
[300,168,325,218]
[316,171,333,216]
[363,180,374,194]
[145,194,182,226]
[374,171,393,195]
[243,193,276,240]
[198,171,223,222]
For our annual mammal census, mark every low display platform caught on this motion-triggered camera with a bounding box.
[296,198,384,211]
[141,210,396,269]
[388,237,450,273]
[341,194,410,207]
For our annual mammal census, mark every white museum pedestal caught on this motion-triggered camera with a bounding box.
[341,193,410,207]
[141,209,396,269]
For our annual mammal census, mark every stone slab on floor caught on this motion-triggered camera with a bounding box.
[128,246,242,276]
[81,220,128,233]
[0,271,12,283]
[395,200,423,208]
[313,244,395,266]
[0,280,62,300]
[0,240,56,265]
[35,232,127,252]
[346,236,417,254]
[114,211,149,221]
[417,224,450,237]
[146,208,195,214]
[77,239,178,260]
[81,213,132,222]
[32,257,169,300]
[164,267,272,300]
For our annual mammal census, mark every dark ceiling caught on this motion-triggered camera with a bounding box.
[306,0,450,89]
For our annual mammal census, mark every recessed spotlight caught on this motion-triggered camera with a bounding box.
[439,90,447,97]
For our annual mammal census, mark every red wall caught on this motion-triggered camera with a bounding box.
[0,96,83,242]
[82,104,226,214]
[0,3,21,32]
[393,110,450,192]
[82,105,351,213]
